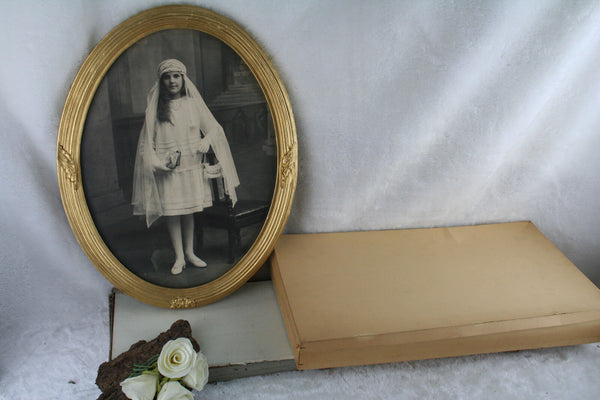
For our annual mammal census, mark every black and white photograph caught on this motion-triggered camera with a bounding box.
[81,29,276,289]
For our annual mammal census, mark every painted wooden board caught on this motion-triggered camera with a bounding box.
[110,281,296,382]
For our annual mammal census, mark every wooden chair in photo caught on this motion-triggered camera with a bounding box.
[195,151,270,263]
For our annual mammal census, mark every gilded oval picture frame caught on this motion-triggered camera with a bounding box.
[57,5,297,308]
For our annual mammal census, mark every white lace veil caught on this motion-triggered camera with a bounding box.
[131,59,240,227]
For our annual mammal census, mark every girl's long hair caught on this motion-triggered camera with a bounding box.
[157,75,186,124]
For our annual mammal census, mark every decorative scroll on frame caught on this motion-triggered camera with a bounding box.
[57,5,297,308]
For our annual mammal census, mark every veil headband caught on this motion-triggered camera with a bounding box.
[157,59,187,78]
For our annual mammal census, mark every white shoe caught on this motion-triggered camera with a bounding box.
[171,260,185,275]
[186,254,207,268]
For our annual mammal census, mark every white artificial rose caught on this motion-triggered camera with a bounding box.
[157,381,194,400]
[157,338,197,379]
[182,351,209,391]
[120,373,158,400]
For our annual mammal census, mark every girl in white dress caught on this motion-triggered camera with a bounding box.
[132,59,239,275]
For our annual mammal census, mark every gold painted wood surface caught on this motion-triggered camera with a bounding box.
[57,5,297,308]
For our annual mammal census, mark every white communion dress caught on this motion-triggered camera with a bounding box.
[153,98,213,216]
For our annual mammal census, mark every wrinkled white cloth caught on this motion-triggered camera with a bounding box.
[1,1,600,399]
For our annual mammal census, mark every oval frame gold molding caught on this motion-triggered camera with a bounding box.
[57,5,297,308]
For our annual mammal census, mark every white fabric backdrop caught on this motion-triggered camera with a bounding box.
[1,1,599,399]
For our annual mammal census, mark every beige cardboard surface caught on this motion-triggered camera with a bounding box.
[271,222,600,369]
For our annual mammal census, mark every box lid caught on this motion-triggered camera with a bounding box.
[271,222,600,368]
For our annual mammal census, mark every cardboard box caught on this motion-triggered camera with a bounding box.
[271,222,600,370]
